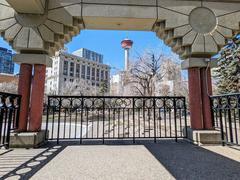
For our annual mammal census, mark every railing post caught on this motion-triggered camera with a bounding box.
[227,97,234,143]
[102,98,105,144]
[184,98,188,139]
[2,96,8,146]
[132,97,135,143]
[153,97,156,143]
[6,97,14,149]
[210,97,215,128]
[57,98,62,144]
[45,97,50,141]
[15,96,22,130]
[218,98,225,146]
[173,98,178,142]
[0,96,6,146]
[80,97,84,144]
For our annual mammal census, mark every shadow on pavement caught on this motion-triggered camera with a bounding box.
[144,140,240,180]
[1,139,240,180]
[0,143,66,180]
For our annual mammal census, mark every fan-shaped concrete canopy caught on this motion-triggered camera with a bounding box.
[1,0,240,59]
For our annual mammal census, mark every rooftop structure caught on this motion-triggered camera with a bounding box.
[73,48,103,64]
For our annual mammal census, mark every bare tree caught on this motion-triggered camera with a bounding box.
[159,84,171,96]
[161,59,181,81]
[60,79,95,96]
[0,81,18,94]
[160,59,184,96]
[127,52,165,96]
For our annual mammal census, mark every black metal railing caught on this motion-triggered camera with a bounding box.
[0,92,21,148]
[45,96,188,144]
[211,93,240,146]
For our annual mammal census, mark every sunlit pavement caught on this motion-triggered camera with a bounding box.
[1,140,240,180]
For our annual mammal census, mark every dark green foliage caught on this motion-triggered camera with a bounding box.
[214,39,240,94]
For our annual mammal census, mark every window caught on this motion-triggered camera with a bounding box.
[63,61,68,76]
[96,69,100,81]
[101,70,104,81]
[81,65,86,79]
[70,62,74,77]
[76,64,80,78]
[87,66,91,80]
[105,71,109,81]
[86,50,90,59]
[92,68,95,81]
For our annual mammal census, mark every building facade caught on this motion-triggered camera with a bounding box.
[0,47,14,74]
[0,73,18,84]
[110,72,124,96]
[45,49,110,95]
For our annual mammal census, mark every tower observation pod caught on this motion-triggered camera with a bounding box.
[121,39,133,71]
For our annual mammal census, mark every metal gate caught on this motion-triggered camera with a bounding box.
[0,92,21,148]
[45,96,188,143]
[211,93,240,146]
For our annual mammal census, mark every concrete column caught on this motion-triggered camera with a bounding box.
[188,67,213,130]
[17,64,32,132]
[200,68,213,129]
[29,64,46,132]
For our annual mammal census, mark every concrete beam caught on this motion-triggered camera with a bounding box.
[181,58,218,70]
[82,0,157,30]
[6,0,45,14]
[13,54,52,67]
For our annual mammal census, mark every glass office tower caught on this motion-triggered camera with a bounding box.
[0,47,14,74]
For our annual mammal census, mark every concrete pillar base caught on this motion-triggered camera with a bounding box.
[9,130,48,148]
[184,127,222,145]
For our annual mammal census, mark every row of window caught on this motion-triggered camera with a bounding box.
[63,61,109,81]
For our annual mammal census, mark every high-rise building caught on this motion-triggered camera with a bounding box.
[72,48,103,63]
[0,47,14,74]
[45,49,110,95]
[121,39,133,71]
[110,38,133,96]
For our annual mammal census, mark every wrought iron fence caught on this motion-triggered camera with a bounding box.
[0,92,21,148]
[211,93,240,146]
[45,96,188,144]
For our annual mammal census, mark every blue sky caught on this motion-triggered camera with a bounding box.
[0,30,187,77]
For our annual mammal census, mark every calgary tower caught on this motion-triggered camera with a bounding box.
[121,38,133,71]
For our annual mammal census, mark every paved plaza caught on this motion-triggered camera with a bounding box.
[0,140,240,180]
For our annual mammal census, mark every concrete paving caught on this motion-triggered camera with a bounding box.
[0,140,240,180]
[203,146,240,162]
[32,145,175,180]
